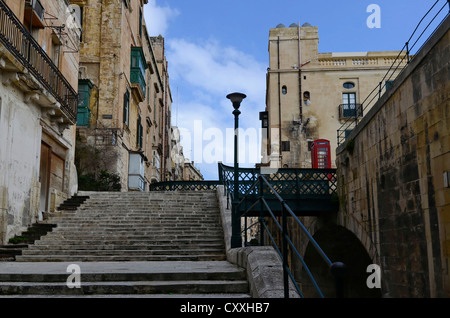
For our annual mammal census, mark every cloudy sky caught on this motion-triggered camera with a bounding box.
[143,0,448,180]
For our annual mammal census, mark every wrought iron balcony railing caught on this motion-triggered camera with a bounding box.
[0,0,78,124]
[339,103,363,119]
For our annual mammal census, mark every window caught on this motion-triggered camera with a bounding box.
[153,150,161,169]
[78,6,84,42]
[385,80,394,90]
[343,92,356,105]
[343,82,355,89]
[130,47,147,94]
[341,93,359,117]
[24,0,45,29]
[303,91,310,100]
[139,8,143,38]
[345,129,353,138]
[281,141,290,152]
[259,111,268,129]
[282,85,287,95]
[123,90,130,127]
[137,114,143,149]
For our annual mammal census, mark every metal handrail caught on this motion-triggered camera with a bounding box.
[149,180,219,191]
[338,103,363,119]
[150,163,343,297]
[0,0,78,123]
[237,173,345,298]
[337,0,449,146]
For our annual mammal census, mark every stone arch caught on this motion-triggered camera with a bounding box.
[298,223,382,298]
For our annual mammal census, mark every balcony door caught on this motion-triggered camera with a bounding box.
[342,93,357,117]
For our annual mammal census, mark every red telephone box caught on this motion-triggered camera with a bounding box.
[311,139,331,169]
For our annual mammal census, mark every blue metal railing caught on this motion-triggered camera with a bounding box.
[236,173,345,298]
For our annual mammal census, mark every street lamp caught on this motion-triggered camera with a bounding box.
[227,92,246,248]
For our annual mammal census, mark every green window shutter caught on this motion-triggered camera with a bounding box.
[77,82,92,126]
[130,47,147,94]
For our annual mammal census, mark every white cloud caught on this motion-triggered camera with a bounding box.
[144,0,179,36]
[166,38,267,179]
[167,38,266,102]
[143,2,266,179]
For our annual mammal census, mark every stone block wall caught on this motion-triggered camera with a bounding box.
[336,17,449,297]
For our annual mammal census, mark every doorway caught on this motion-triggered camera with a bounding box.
[39,142,51,220]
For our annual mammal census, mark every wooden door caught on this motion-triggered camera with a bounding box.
[39,142,51,214]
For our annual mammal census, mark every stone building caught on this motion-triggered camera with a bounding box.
[70,0,175,191]
[262,23,407,169]
[183,160,204,181]
[170,126,185,180]
[0,0,80,243]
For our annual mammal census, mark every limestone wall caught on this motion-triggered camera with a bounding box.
[336,17,449,297]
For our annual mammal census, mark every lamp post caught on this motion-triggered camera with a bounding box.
[227,92,246,248]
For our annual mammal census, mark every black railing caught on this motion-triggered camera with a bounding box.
[337,0,449,146]
[237,174,345,298]
[149,180,219,191]
[339,103,363,119]
[0,0,78,123]
[218,163,337,209]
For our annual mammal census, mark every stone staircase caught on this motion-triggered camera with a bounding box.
[0,191,250,297]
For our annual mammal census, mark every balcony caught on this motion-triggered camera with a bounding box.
[130,47,147,102]
[0,0,77,124]
[339,103,363,119]
[24,0,45,29]
[130,67,146,101]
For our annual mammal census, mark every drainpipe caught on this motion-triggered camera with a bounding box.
[277,36,282,165]
[298,24,303,123]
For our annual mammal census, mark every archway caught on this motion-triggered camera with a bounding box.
[299,224,381,298]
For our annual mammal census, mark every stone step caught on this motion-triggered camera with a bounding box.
[15,255,227,262]
[21,248,224,256]
[0,268,246,283]
[52,217,220,221]
[32,238,224,246]
[0,260,248,296]
[7,191,250,297]
[0,293,251,298]
[49,226,223,232]
[27,243,225,250]
[39,232,223,239]
[0,280,248,295]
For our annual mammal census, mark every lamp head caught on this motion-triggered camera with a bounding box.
[227,92,247,109]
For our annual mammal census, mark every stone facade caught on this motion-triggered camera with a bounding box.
[0,0,80,243]
[71,0,176,191]
[262,23,407,169]
[183,160,204,181]
[336,16,449,297]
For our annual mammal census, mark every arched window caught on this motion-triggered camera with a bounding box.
[282,85,287,95]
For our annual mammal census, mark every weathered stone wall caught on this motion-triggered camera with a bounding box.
[336,17,449,297]
[0,0,80,244]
